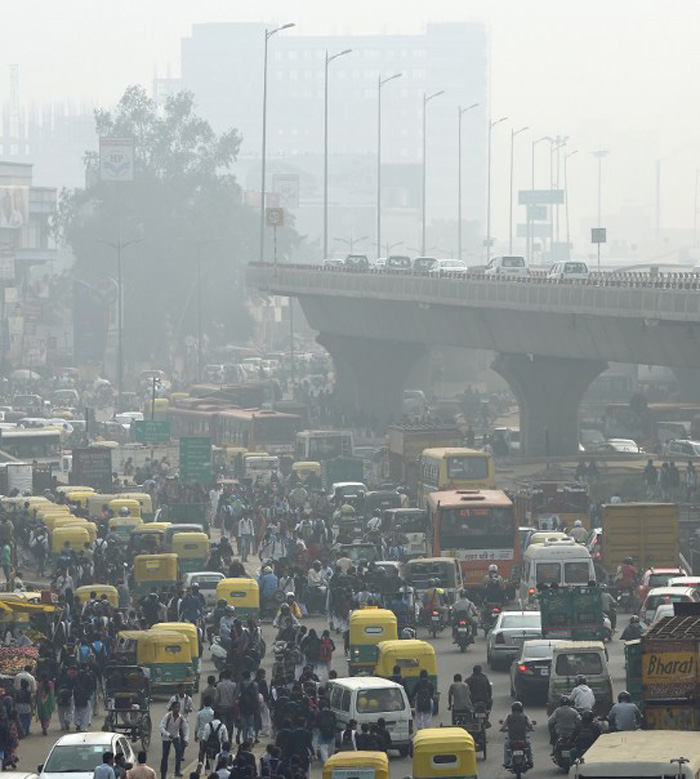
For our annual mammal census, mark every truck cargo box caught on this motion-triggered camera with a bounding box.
[602,502,679,573]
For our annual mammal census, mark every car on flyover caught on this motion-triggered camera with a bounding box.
[484,254,529,278]
[386,255,413,272]
[429,258,469,277]
[664,438,700,458]
[547,260,590,281]
[322,258,345,269]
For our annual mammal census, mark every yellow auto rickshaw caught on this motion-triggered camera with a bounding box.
[55,485,95,498]
[129,522,171,555]
[109,498,142,518]
[37,510,74,530]
[375,639,440,712]
[413,728,477,779]
[51,526,90,559]
[118,493,154,521]
[348,609,398,675]
[64,521,98,544]
[51,516,88,532]
[86,494,118,520]
[323,752,389,779]
[292,461,322,482]
[75,584,119,608]
[215,578,260,618]
[152,622,200,689]
[115,630,195,691]
[133,553,179,595]
[64,491,94,509]
[109,516,144,540]
[171,532,210,574]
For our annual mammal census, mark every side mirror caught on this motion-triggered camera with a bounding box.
[38,766,44,773]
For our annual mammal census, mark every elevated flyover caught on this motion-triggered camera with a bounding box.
[247,263,700,454]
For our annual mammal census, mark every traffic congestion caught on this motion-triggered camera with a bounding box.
[0,366,693,779]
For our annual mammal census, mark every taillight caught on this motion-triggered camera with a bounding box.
[432,610,439,616]
[528,587,535,595]
[493,607,501,614]
[518,663,533,675]
[458,620,467,626]
[495,633,505,644]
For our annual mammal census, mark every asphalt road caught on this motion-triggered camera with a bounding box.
[17,608,629,779]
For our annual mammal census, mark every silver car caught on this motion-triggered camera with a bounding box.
[487,610,542,670]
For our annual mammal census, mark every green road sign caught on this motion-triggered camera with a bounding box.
[180,436,212,484]
[518,189,565,205]
[134,420,171,444]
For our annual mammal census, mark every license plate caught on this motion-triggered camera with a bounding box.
[513,750,524,757]
[539,669,548,676]
[561,751,571,758]
[475,713,485,720]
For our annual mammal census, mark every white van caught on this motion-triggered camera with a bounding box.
[571,730,700,778]
[327,677,412,755]
[547,260,589,281]
[519,538,596,608]
[484,255,529,278]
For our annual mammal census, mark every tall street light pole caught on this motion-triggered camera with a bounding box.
[564,149,578,248]
[486,116,508,264]
[422,89,445,255]
[593,149,609,228]
[376,73,402,260]
[457,103,479,262]
[528,136,551,262]
[259,22,295,264]
[509,125,529,254]
[323,48,352,260]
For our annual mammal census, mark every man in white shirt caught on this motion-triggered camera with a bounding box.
[168,684,194,722]
[159,701,189,779]
[570,675,596,711]
[237,516,254,562]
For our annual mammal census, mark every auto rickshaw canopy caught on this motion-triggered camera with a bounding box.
[75,584,119,608]
[323,752,389,779]
[374,639,437,678]
[215,577,260,609]
[412,727,476,779]
[349,609,398,645]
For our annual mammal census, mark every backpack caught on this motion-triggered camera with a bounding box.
[318,639,333,663]
[415,684,433,713]
[57,686,72,707]
[317,708,336,740]
[205,721,223,757]
[300,520,313,542]
[240,681,258,711]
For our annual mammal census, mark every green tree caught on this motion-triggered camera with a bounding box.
[56,85,298,369]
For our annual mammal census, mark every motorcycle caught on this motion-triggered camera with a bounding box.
[455,702,488,758]
[452,618,475,652]
[429,608,444,638]
[501,720,536,778]
[552,734,575,772]
[480,605,501,637]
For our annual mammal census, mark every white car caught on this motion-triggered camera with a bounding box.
[183,571,225,607]
[322,258,344,269]
[484,255,529,278]
[547,260,590,281]
[664,439,700,458]
[429,259,469,276]
[40,732,136,779]
[486,610,542,669]
[596,438,641,454]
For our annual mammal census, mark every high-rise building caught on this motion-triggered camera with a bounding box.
[168,22,489,260]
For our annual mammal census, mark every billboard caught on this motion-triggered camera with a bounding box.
[0,187,28,229]
[99,137,135,182]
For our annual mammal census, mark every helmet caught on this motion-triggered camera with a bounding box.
[285,592,295,599]
[624,557,633,564]
[575,675,587,686]
[118,506,130,517]
[488,564,498,574]
[430,578,440,587]
[618,690,631,702]
[401,627,416,640]
[262,566,272,575]
[559,695,571,707]
[630,615,640,623]
[225,605,235,615]
[511,701,524,713]
[574,520,582,527]
[581,710,594,724]
[600,583,607,591]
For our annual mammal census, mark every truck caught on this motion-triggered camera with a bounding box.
[625,614,700,729]
[599,502,679,584]
[387,422,462,490]
[539,585,606,641]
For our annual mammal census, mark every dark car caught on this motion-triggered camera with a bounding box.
[509,639,562,703]
[345,254,370,270]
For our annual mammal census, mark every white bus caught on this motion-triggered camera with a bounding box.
[295,430,354,461]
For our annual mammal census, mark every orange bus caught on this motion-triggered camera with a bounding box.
[216,408,299,455]
[426,489,520,593]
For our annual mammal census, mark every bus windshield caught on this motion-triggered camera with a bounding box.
[439,507,514,549]
[446,455,490,480]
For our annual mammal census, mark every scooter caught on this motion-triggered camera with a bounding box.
[452,618,475,651]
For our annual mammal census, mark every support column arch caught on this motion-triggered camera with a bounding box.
[493,353,607,457]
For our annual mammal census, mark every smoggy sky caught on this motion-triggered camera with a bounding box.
[5,0,700,242]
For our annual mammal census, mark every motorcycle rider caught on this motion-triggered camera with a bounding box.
[599,583,617,630]
[570,675,596,711]
[447,673,473,725]
[306,561,327,614]
[500,701,534,769]
[422,578,447,624]
[615,557,638,604]
[452,589,478,642]
[569,519,588,544]
[548,695,581,748]
[620,615,644,641]
[466,665,493,725]
[481,564,506,606]
[570,710,602,762]
[608,690,642,732]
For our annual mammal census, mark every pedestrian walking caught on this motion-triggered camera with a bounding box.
[412,669,435,731]
[93,752,116,779]
[159,701,189,779]
[126,752,156,779]
[36,674,55,735]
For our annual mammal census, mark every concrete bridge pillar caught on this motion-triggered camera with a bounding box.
[492,353,607,457]
[317,334,427,427]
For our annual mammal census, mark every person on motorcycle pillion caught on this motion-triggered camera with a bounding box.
[599,583,617,630]
[620,614,644,641]
[422,578,447,617]
[452,589,478,638]
[570,675,596,712]
[615,557,638,592]
[548,695,581,746]
[482,564,506,605]
[570,710,602,762]
[501,701,534,769]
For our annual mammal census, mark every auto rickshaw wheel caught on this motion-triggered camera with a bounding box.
[140,714,152,750]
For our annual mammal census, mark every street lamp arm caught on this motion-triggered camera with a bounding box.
[425,89,446,104]
[267,22,295,39]
[380,73,402,88]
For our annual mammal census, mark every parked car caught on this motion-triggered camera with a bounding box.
[484,255,529,278]
[486,610,542,670]
[429,259,469,276]
[640,586,699,623]
[40,732,136,779]
[509,639,561,703]
[664,438,700,458]
[547,260,590,281]
[637,567,687,607]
